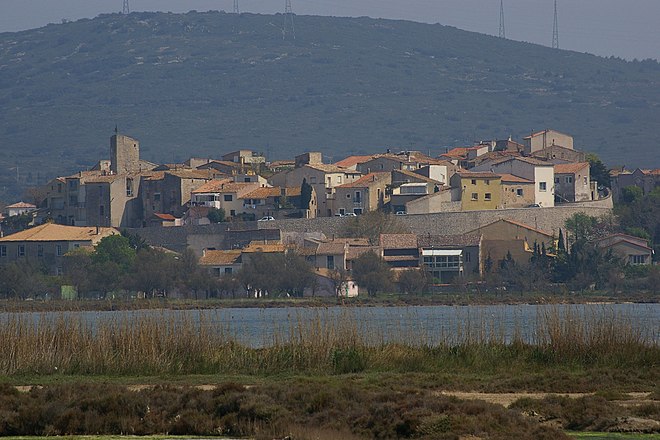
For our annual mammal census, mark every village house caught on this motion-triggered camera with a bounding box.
[239,185,316,220]
[523,129,574,154]
[334,155,375,171]
[554,162,593,203]
[498,174,535,209]
[594,233,654,266]
[357,151,447,174]
[380,234,419,269]
[3,202,37,218]
[268,153,362,217]
[472,156,555,207]
[610,168,660,201]
[449,171,502,211]
[418,233,482,283]
[199,249,243,276]
[439,143,491,169]
[532,144,586,163]
[467,219,555,269]
[0,223,118,275]
[190,180,262,219]
[332,172,391,216]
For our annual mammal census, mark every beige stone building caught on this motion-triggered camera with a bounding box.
[498,174,535,208]
[0,223,118,275]
[332,172,391,216]
[554,162,592,203]
[523,129,574,154]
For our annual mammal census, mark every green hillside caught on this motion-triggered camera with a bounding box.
[0,11,659,201]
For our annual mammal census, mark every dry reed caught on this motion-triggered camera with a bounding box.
[0,306,656,376]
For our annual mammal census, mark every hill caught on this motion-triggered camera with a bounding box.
[1,11,659,201]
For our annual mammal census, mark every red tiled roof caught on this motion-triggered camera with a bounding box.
[554,162,589,174]
[190,178,236,194]
[337,172,390,188]
[153,213,177,221]
[498,174,534,184]
[335,155,374,168]
[455,171,502,179]
[199,250,242,266]
[5,202,36,209]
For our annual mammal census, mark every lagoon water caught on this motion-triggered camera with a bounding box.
[5,303,659,348]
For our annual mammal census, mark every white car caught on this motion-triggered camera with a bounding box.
[257,216,275,221]
[343,212,357,217]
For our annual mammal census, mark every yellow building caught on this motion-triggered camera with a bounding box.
[449,172,502,211]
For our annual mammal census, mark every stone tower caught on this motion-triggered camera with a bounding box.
[111,134,140,174]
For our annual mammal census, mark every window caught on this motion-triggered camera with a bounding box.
[0,245,6,257]
[354,191,362,202]
[230,210,236,216]
[353,208,363,215]
[584,176,588,185]
[74,244,80,249]
[465,252,471,263]
[471,193,478,201]
[346,193,351,198]
[68,180,77,190]
[471,179,477,185]
[565,176,573,184]
[629,255,647,265]
[224,195,233,202]
[56,245,63,256]
[485,193,492,201]
[555,177,560,184]
[224,267,233,274]
[56,267,63,276]
[327,255,335,270]
[154,193,161,201]
[485,180,490,185]
[336,176,342,183]
[539,182,547,192]
[339,208,345,215]
[126,178,134,197]
[38,245,44,257]
[516,188,523,197]
[18,245,25,257]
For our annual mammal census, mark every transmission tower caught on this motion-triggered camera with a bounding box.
[283,0,295,40]
[122,0,130,15]
[499,0,506,39]
[552,0,559,49]
[233,0,239,14]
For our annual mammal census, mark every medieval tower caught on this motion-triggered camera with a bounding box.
[111,134,140,174]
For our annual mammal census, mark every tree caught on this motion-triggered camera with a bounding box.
[341,211,409,245]
[564,213,599,244]
[351,251,392,296]
[621,186,643,204]
[92,234,136,273]
[586,153,611,188]
[129,248,178,297]
[300,178,313,210]
[328,268,349,299]
[397,268,430,294]
[207,207,226,224]
[63,248,93,297]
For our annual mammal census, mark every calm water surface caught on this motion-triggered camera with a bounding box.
[4,303,659,348]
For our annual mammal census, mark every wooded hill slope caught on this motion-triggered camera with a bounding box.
[1,11,658,200]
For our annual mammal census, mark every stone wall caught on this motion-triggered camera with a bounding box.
[128,200,613,252]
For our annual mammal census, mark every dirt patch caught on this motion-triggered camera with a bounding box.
[439,391,590,407]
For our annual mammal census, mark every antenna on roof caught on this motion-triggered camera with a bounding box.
[114,124,118,134]
[283,0,295,40]
[499,0,506,39]
[552,0,559,49]
[233,0,239,14]
[122,0,130,15]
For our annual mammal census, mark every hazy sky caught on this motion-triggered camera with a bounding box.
[1,0,658,61]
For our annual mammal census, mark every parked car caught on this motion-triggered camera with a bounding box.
[257,216,275,221]
[526,204,541,208]
[343,212,357,217]
[395,211,407,215]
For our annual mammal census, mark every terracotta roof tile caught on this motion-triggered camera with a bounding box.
[191,179,239,194]
[337,172,390,188]
[242,242,286,253]
[497,174,534,184]
[5,202,36,209]
[0,223,118,243]
[380,233,418,249]
[199,250,242,266]
[554,162,589,174]
[335,155,374,168]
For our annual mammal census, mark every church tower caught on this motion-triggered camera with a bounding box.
[111,134,140,174]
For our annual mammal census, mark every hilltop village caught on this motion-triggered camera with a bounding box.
[0,129,657,298]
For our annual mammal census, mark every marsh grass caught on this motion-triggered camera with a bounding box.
[0,306,657,377]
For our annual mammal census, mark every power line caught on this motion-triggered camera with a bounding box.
[283,0,295,40]
[233,0,239,14]
[122,0,130,15]
[552,0,559,49]
[499,0,506,39]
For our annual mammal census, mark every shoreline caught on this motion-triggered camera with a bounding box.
[0,291,656,313]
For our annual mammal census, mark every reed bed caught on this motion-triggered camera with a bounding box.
[0,306,657,376]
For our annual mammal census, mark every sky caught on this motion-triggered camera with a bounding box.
[0,0,658,61]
